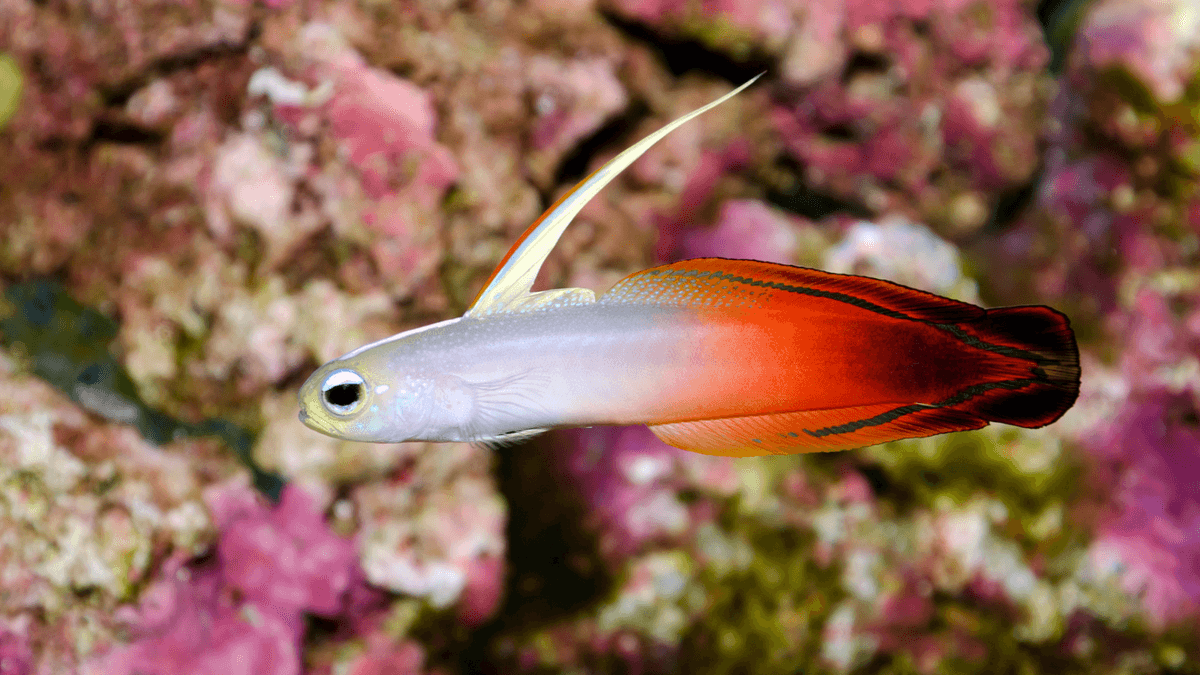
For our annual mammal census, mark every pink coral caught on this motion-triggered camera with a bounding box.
[1085,389,1200,628]
[457,554,506,627]
[1083,351,1200,631]
[607,0,1050,225]
[988,0,1200,636]
[678,199,807,264]
[652,139,753,261]
[558,426,738,561]
[1077,0,1200,103]
[88,482,361,675]
[993,0,1200,311]
[765,0,1048,229]
[858,573,989,675]
[0,358,239,672]
[86,556,303,675]
[210,482,358,617]
[942,76,1039,190]
[0,0,250,148]
[265,27,459,298]
[0,627,32,675]
[524,56,629,186]
[318,66,457,204]
[204,133,318,269]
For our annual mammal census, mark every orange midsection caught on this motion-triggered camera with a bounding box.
[649,305,980,424]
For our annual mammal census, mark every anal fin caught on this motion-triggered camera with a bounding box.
[648,404,987,456]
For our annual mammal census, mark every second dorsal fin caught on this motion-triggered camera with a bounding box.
[465,74,763,318]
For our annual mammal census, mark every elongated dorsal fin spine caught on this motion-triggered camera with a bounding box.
[465,74,764,318]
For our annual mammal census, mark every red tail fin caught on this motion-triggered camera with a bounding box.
[941,305,1080,428]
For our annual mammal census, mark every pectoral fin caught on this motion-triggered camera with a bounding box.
[466,74,764,317]
[473,427,550,450]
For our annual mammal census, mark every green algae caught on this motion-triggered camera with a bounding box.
[863,426,1081,518]
[677,14,758,63]
[679,513,841,675]
[661,430,1084,675]
[0,54,21,130]
[1041,0,1096,72]
[1099,64,1200,206]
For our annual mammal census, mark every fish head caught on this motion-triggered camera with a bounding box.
[298,347,435,443]
[297,317,471,443]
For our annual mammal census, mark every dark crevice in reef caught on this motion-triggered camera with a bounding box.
[854,462,894,500]
[1036,0,1090,73]
[552,98,651,191]
[87,118,167,147]
[818,122,859,142]
[987,168,1043,233]
[549,8,772,197]
[98,20,261,107]
[764,156,874,221]
[456,431,615,674]
[767,180,872,221]
[840,51,891,84]
[599,7,773,85]
[277,357,319,394]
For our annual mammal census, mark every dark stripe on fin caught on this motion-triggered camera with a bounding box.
[602,258,987,323]
[803,376,1065,441]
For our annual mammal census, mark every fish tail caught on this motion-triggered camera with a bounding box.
[942,305,1080,429]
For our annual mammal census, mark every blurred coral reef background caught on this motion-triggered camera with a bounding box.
[0,0,1198,672]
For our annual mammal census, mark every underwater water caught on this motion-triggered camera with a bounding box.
[0,0,1198,672]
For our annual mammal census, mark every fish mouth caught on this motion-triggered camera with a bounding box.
[297,404,322,432]
[297,404,342,438]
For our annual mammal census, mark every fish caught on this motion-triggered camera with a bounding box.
[297,75,1081,455]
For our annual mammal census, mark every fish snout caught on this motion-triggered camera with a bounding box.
[297,399,333,436]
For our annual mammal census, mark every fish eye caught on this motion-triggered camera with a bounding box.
[321,370,367,416]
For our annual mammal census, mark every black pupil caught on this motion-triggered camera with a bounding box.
[325,383,362,408]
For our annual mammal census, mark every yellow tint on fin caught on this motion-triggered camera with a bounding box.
[466,74,764,318]
[648,404,987,456]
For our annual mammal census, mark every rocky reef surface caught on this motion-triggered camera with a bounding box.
[0,0,1197,672]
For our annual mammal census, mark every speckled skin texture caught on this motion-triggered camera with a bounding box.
[0,0,1198,672]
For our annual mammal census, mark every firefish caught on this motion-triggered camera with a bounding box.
[298,75,1080,455]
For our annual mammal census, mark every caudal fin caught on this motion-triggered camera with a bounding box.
[942,305,1080,429]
